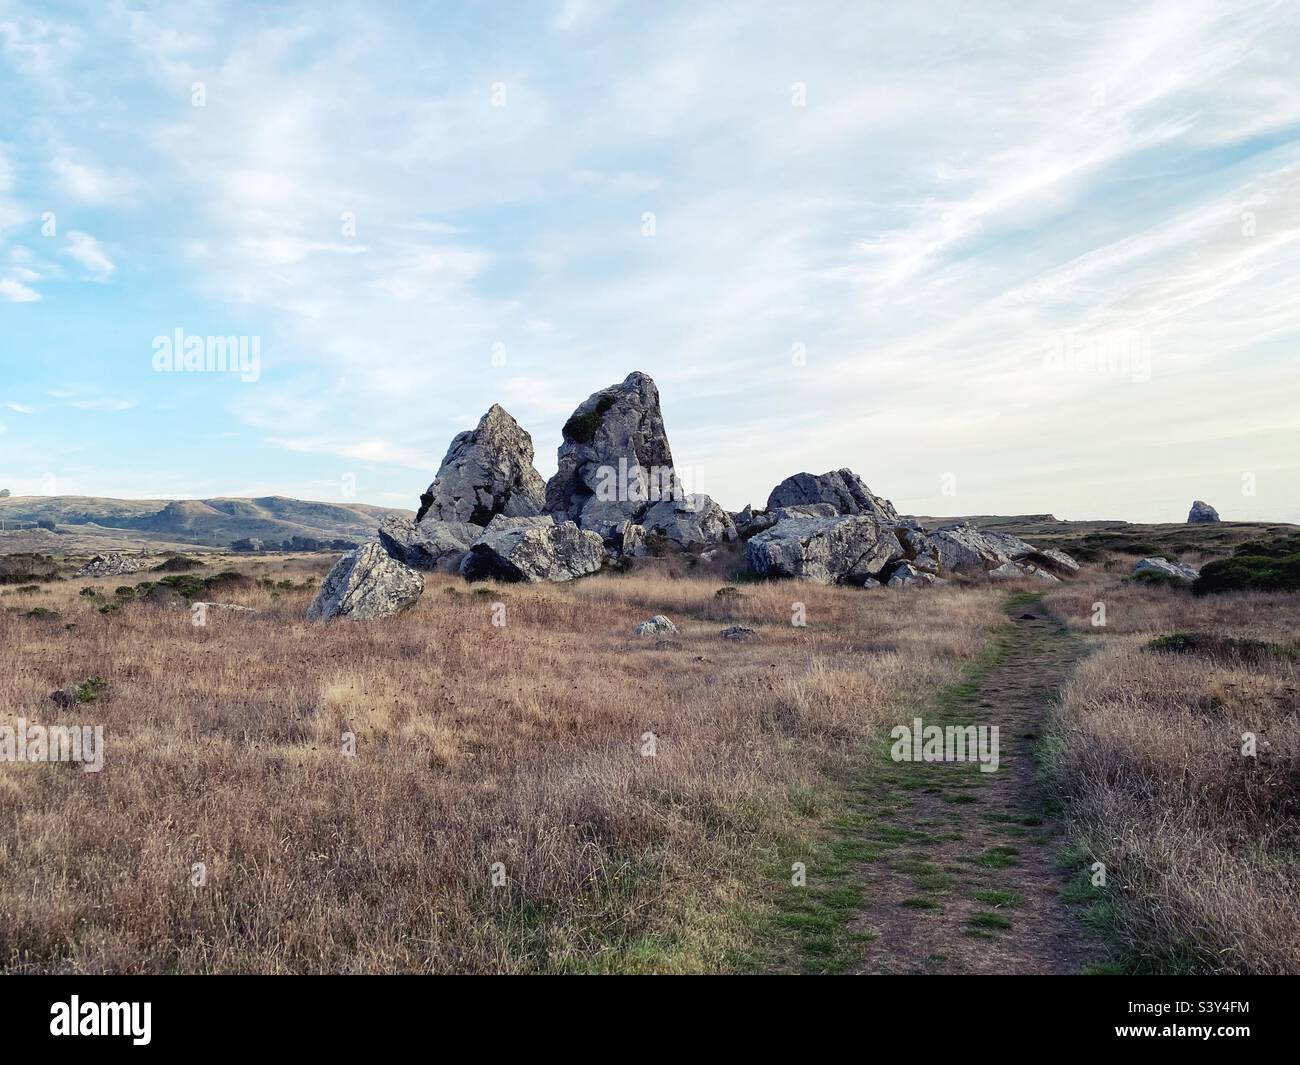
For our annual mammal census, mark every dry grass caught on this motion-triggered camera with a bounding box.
[1045,563,1300,973]
[0,559,1005,973]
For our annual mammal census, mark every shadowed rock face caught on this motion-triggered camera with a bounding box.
[458,515,606,583]
[308,542,424,620]
[417,404,545,526]
[1188,500,1221,524]
[766,469,899,524]
[545,372,679,538]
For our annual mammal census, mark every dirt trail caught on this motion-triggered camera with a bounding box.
[849,596,1101,975]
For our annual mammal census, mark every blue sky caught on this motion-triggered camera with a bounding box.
[1,0,1298,522]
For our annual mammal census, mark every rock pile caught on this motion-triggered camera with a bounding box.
[307,369,1082,619]
[75,553,150,578]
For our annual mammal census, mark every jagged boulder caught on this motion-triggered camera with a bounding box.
[746,510,902,585]
[1188,500,1220,524]
[980,531,1037,560]
[544,372,683,541]
[307,542,424,621]
[886,561,938,588]
[766,469,899,523]
[417,404,545,525]
[1026,548,1080,574]
[641,494,737,549]
[459,515,606,583]
[378,514,481,572]
[988,561,1059,583]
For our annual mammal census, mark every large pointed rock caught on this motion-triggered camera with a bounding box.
[765,469,899,523]
[459,515,606,583]
[746,509,902,585]
[417,404,545,526]
[544,372,681,540]
[308,542,424,620]
[1187,500,1220,524]
[378,514,482,572]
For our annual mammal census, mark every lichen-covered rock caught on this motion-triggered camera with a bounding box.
[378,514,481,572]
[634,615,678,636]
[1133,556,1199,583]
[640,493,737,548]
[459,515,606,583]
[545,372,680,538]
[766,469,899,523]
[417,404,545,525]
[745,511,902,585]
[308,542,424,620]
[617,521,647,559]
[1188,500,1220,524]
[980,531,1037,560]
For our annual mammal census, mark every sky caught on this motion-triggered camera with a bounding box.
[1,0,1298,523]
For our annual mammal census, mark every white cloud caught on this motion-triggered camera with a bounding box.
[0,278,40,302]
[5,403,34,413]
[64,230,115,278]
[50,154,134,205]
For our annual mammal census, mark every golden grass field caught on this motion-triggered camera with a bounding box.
[1045,568,1300,974]
[0,555,1006,973]
[3,547,1297,974]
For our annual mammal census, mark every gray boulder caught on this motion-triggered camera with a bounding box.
[545,372,680,539]
[417,404,545,525]
[1188,500,1220,524]
[308,542,424,621]
[766,469,899,523]
[378,514,482,572]
[634,615,678,637]
[1027,547,1080,574]
[720,625,759,640]
[928,523,1011,575]
[1133,556,1199,583]
[980,531,1037,560]
[886,561,938,588]
[988,561,1059,583]
[641,493,737,548]
[459,515,606,583]
[746,510,903,585]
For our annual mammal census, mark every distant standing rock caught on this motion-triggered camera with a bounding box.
[766,469,899,523]
[1187,500,1220,524]
[307,542,424,621]
[379,514,482,572]
[417,404,546,526]
[0,488,9,497]
[459,515,606,583]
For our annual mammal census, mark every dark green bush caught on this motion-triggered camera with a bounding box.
[1193,535,1300,595]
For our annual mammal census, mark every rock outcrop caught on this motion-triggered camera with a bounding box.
[378,514,481,572]
[927,523,1010,574]
[1188,500,1220,524]
[766,469,899,523]
[417,404,545,526]
[746,508,903,585]
[308,542,424,621]
[75,553,150,578]
[459,515,606,583]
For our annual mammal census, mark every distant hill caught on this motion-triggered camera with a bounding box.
[0,495,412,550]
